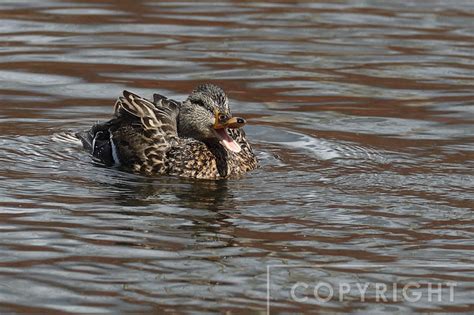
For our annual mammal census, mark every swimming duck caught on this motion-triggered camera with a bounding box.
[76,84,258,179]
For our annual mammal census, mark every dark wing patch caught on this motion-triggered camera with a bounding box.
[76,121,116,166]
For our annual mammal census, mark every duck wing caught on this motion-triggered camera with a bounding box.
[77,90,180,173]
[114,90,179,136]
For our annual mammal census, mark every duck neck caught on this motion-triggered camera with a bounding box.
[205,139,230,178]
[176,112,191,139]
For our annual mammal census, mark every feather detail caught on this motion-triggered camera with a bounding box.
[114,90,160,130]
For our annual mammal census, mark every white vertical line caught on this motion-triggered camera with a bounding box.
[267,264,271,315]
[109,128,121,166]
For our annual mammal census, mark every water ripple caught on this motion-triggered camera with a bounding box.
[0,0,473,313]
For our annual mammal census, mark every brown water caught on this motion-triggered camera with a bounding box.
[0,0,473,313]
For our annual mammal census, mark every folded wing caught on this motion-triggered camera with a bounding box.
[114,90,179,136]
[77,90,181,173]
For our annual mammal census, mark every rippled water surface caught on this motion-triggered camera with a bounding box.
[0,0,473,313]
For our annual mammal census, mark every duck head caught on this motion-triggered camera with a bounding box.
[178,84,246,153]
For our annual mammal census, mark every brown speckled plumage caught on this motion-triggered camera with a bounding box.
[76,84,258,179]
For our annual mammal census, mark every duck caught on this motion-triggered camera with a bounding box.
[76,83,258,179]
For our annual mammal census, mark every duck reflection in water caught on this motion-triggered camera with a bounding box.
[98,173,241,247]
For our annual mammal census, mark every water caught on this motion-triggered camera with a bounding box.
[0,0,473,313]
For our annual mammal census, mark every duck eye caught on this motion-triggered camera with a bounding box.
[194,99,205,107]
